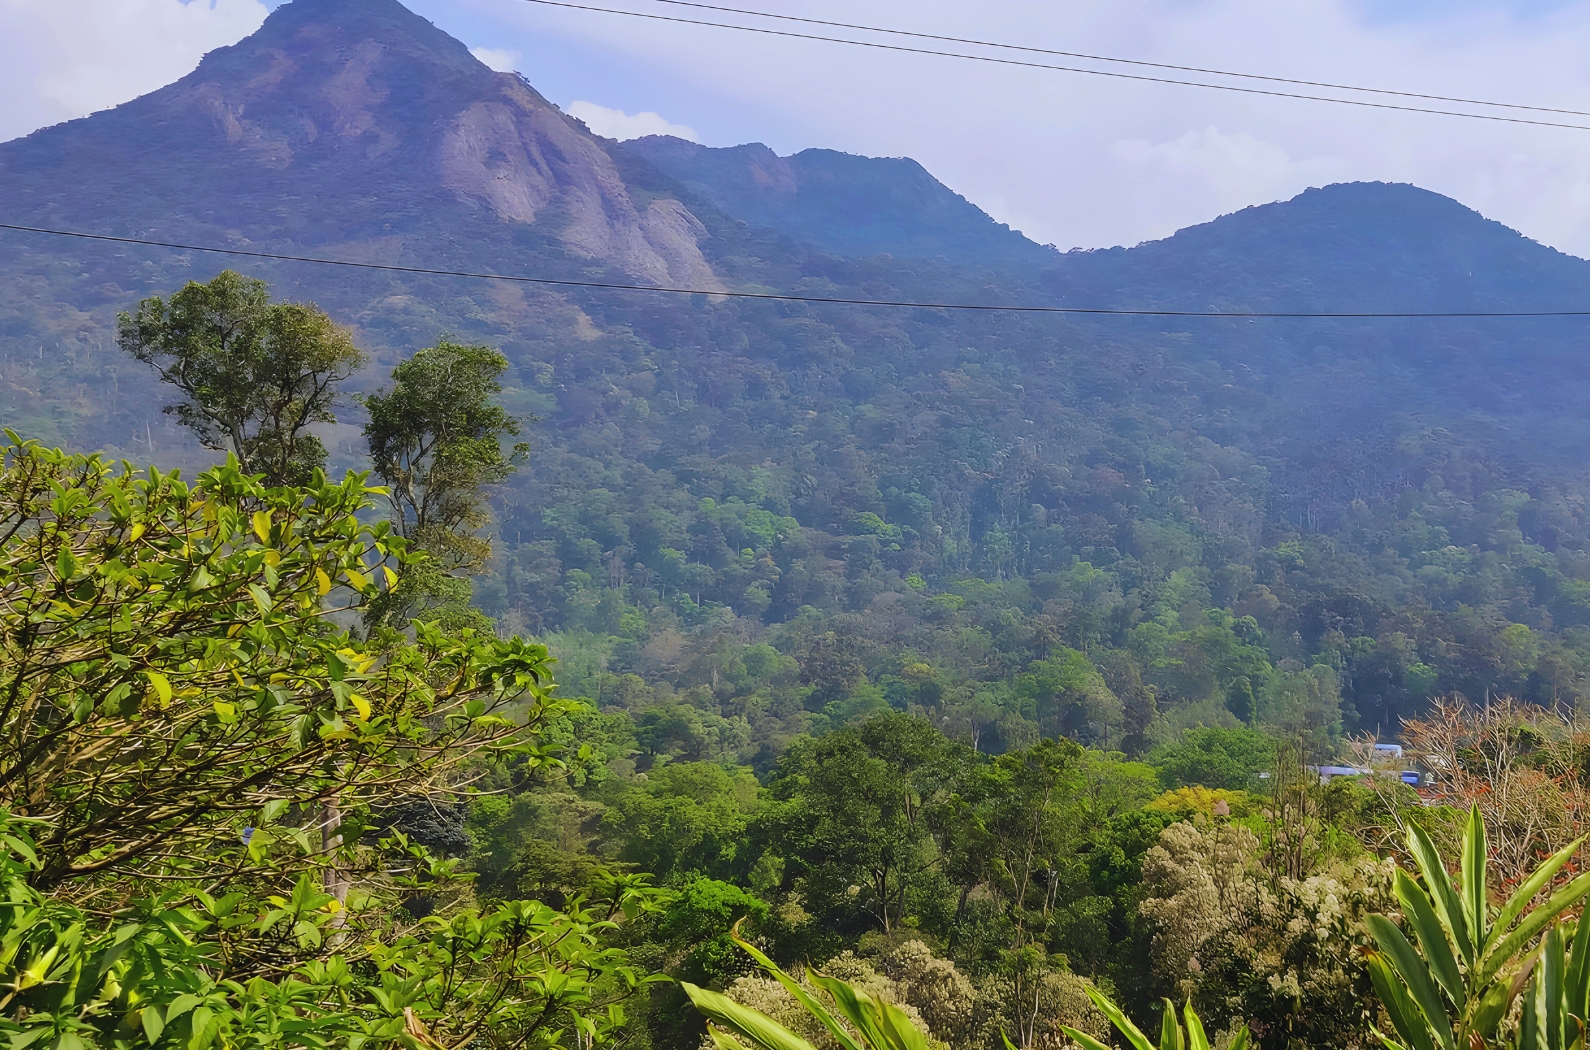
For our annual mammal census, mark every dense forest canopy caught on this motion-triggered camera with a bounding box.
[9,0,1590,1046]
[6,0,1590,758]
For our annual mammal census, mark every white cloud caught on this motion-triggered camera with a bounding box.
[566,100,698,141]
[469,46,520,72]
[460,0,1590,255]
[0,0,268,143]
[1108,128,1351,243]
[11,0,1590,256]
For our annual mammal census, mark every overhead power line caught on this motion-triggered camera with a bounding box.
[518,0,1590,131]
[5,221,1590,319]
[640,0,1590,119]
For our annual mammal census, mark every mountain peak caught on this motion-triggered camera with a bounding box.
[0,0,722,289]
[1048,179,1589,317]
[619,136,1055,265]
[201,0,487,80]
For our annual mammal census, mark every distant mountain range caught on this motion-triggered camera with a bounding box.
[615,136,1057,266]
[3,0,1589,497]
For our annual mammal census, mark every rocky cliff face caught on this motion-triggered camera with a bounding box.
[0,0,720,288]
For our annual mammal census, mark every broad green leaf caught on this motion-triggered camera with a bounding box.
[144,670,173,708]
[189,1004,216,1050]
[1482,870,1590,984]
[1225,1026,1251,1050]
[1394,869,1465,1012]
[1059,1029,1114,1050]
[1521,986,1541,1050]
[1366,915,1455,1050]
[1568,917,1590,1020]
[252,510,273,543]
[1494,837,1586,953]
[1366,952,1438,1050]
[1160,998,1184,1050]
[1182,1004,1210,1050]
[2,833,38,869]
[1470,959,1530,1037]
[681,983,818,1050]
[877,999,931,1050]
[1461,805,1489,952]
[731,932,863,1050]
[809,971,892,1050]
[1408,821,1472,966]
[141,1006,166,1043]
[1544,926,1566,1050]
[9,1028,52,1050]
[708,1026,756,1050]
[1080,983,1156,1050]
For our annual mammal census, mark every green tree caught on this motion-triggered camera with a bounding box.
[1147,727,1276,791]
[943,739,1086,1047]
[0,432,667,1050]
[0,432,556,887]
[362,341,526,628]
[1013,650,1121,746]
[600,762,763,883]
[117,271,366,486]
[0,800,663,1050]
[1514,919,1590,1050]
[363,341,525,572]
[761,713,965,934]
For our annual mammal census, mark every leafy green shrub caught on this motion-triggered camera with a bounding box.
[0,811,663,1050]
[1147,728,1277,791]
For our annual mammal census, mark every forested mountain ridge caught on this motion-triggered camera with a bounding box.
[615,135,1058,265]
[4,0,1590,762]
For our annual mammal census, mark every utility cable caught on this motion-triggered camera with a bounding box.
[5,221,1590,318]
[518,0,1590,131]
[638,0,1590,119]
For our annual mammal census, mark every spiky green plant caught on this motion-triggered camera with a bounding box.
[1514,918,1590,1050]
[682,929,930,1050]
[1367,804,1590,1050]
[1059,986,1249,1050]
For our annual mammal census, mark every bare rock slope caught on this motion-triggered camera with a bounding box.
[0,0,719,288]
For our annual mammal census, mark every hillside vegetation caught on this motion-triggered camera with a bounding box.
[7,1,1590,1045]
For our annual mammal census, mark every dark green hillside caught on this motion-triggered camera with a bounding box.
[5,0,1590,760]
[1046,183,1590,473]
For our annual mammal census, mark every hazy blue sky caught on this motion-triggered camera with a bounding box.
[6,0,1590,255]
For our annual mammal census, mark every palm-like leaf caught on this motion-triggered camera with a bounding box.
[1368,805,1590,1050]
[683,923,936,1050]
[1515,919,1590,1050]
[1060,986,1249,1050]
[682,983,820,1050]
